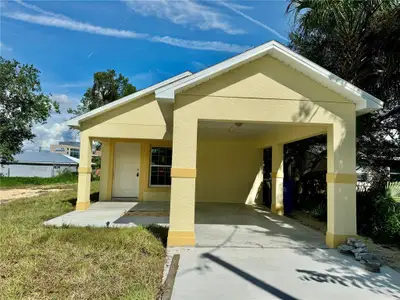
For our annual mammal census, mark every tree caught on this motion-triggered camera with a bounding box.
[285,0,400,172]
[0,57,59,161]
[68,69,136,116]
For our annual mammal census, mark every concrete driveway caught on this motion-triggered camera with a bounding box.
[171,204,400,300]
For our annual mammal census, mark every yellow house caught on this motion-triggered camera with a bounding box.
[67,41,383,249]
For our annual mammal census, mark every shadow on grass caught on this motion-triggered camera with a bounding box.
[146,225,169,247]
[66,192,99,207]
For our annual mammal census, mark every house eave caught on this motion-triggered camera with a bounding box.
[155,40,384,115]
[66,71,192,129]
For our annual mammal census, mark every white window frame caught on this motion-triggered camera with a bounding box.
[149,146,172,187]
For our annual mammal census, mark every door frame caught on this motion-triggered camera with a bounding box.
[112,142,141,198]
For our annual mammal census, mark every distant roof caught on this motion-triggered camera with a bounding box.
[10,151,79,165]
[59,141,80,147]
[61,154,80,164]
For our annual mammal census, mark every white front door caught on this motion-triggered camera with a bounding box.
[112,142,140,198]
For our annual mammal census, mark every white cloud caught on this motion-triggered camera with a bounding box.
[14,0,69,19]
[124,0,244,35]
[4,11,249,53]
[218,1,289,42]
[52,94,71,104]
[151,35,249,53]
[5,12,148,39]
[51,93,78,111]
[0,42,13,52]
[129,71,156,89]
[23,94,79,151]
[24,122,77,151]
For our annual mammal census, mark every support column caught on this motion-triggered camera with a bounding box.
[76,132,92,211]
[167,115,198,247]
[326,121,357,248]
[99,139,110,201]
[271,144,284,215]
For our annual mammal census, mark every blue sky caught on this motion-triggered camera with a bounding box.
[0,0,292,150]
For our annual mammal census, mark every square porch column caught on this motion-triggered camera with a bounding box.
[99,139,111,201]
[167,117,198,247]
[76,133,92,211]
[326,122,357,248]
[271,144,284,215]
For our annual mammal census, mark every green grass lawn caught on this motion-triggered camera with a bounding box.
[0,172,79,188]
[0,181,166,300]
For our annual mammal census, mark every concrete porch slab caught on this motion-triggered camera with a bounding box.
[171,247,400,300]
[44,201,169,228]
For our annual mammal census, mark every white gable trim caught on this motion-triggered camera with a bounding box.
[155,41,383,115]
[66,71,192,128]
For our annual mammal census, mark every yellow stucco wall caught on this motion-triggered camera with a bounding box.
[168,53,357,246]
[184,56,349,104]
[96,138,172,201]
[196,139,263,203]
[78,94,173,202]
[74,53,358,248]
[80,94,172,140]
[139,140,171,201]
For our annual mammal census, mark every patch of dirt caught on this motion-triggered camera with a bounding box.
[289,210,400,272]
[0,188,70,204]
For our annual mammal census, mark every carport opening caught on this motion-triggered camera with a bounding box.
[262,135,328,224]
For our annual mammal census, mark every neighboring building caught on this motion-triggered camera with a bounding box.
[50,141,101,158]
[66,41,384,248]
[0,151,78,178]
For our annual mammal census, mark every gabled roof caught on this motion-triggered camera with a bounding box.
[155,40,383,115]
[11,151,78,165]
[66,71,192,128]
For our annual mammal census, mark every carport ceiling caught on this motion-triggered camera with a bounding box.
[198,120,297,139]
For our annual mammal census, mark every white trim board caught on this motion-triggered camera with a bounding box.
[155,40,383,115]
[66,71,192,128]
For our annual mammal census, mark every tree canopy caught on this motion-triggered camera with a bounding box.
[0,57,59,161]
[286,0,400,169]
[68,69,136,116]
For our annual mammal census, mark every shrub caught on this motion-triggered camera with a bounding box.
[357,179,400,245]
[387,182,400,202]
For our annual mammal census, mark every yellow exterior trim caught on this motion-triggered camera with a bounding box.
[271,172,284,179]
[326,173,357,184]
[167,231,196,247]
[325,232,357,248]
[271,204,284,215]
[140,140,172,200]
[106,140,115,200]
[76,201,90,211]
[78,167,92,174]
[171,168,197,178]
[107,138,172,201]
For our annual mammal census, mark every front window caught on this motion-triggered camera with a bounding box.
[70,148,80,159]
[150,147,172,186]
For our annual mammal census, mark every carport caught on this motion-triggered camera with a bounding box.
[44,199,400,299]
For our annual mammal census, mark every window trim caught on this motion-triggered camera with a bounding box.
[149,146,172,187]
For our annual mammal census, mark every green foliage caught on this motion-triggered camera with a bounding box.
[68,69,136,116]
[285,0,400,244]
[387,182,400,202]
[356,176,400,244]
[0,170,78,188]
[0,57,59,161]
[286,0,400,169]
